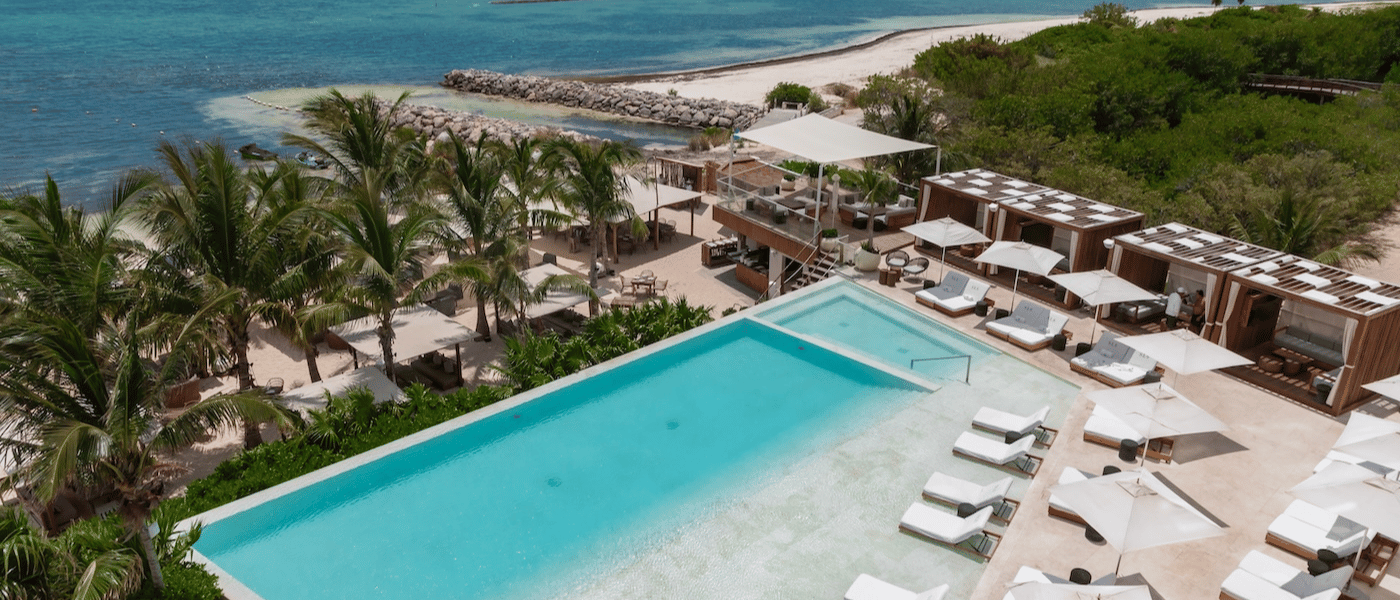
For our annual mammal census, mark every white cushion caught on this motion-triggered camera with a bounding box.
[899,503,992,544]
[923,472,1013,508]
[954,431,1033,465]
[1268,500,1369,558]
[844,574,947,600]
[1084,406,1146,445]
[1048,467,1091,516]
[972,405,1049,437]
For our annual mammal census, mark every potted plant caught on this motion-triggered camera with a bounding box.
[781,172,797,191]
[820,228,840,251]
[854,241,881,271]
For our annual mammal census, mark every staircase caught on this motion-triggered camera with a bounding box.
[791,249,840,290]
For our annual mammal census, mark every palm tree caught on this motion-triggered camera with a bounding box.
[141,140,321,449]
[844,167,900,247]
[494,136,565,269]
[1230,190,1377,267]
[436,132,517,341]
[547,139,642,290]
[862,93,942,184]
[0,504,148,599]
[284,90,432,206]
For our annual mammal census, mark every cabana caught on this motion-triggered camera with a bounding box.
[278,367,405,415]
[622,176,703,250]
[519,263,594,318]
[918,169,1144,307]
[329,304,480,389]
[1107,223,1283,339]
[1215,254,1400,414]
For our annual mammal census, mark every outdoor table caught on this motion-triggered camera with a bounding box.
[631,277,656,295]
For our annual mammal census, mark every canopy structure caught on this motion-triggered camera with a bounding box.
[976,241,1066,307]
[1050,469,1224,554]
[520,263,594,319]
[1362,373,1400,401]
[278,367,405,415]
[1087,382,1229,440]
[1005,582,1152,600]
[904,217,991,280]
[1050,270,1157,342]
[1332,412,1400,473]
[1290,462,1400,540]
[1117,329,1251,378]
[329,304,479,381]
[738,113,935,235]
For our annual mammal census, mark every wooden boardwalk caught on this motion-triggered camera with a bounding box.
[1243,73,1383,100]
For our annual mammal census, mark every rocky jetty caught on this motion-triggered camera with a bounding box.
[441,69,766,131]
[387,101,597,148]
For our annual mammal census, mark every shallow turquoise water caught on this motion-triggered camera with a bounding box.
[195,318,931,600]
[5,0,1231,206]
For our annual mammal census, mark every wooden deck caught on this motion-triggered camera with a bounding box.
[1219,343,1331,411]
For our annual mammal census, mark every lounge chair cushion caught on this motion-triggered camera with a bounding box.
[972,405,1050,437]
[926,272,970,301]
[844,574,948,600]
[987,301,1066,345]
[1221,569,1342,600]
[923,472,1013,509]
[1268,500,1369,558]
[899,503,992,545]
[954,431,1034,465]
[916,278,989,314]
[1048,467,1092,518]
[1084,406,1146,446]
[1236,550,1353,598]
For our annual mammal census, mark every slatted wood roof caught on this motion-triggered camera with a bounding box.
[1232,254,1400,316]
[995,187,1143,231]
[924,169,1051,203]
[1114,222,1283,272]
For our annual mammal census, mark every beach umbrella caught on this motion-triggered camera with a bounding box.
[1049,270,1157,343]
[1115,329,1250,384]
[1087,382,1228,441]
[975,241,1065,307]
[1331,412,1400,473]
[1362,373,1400,401]
[903,217,991,280]
[1289,462,1400,540]
[1005,582,1152,600]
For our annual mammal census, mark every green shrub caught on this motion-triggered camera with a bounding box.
[765,82,814,108]
[1082,2,1137,29]
[130,562,223,600]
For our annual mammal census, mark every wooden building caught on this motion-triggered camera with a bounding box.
[1216,255,1400,414]
[1107,223,1283,339]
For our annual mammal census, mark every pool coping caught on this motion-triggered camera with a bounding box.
[176,277,975,599]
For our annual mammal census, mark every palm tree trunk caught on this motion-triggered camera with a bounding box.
[131,514,165,590]
[378,313,396,384]
[232,326,263,450]
[475,291,492,342]
[303,342,322,383]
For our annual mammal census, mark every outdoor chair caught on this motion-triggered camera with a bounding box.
[1047,467,1094,524]
[844,574,948,600]
[653,280,668,295]
[922,472,1018,524]
[1082,406,1147,452]
[971,405,1056,446]
[952,432,1041,477]
[1221,550,1350,600]
[985,300,1070,351]
[914,272,992,317]
[885,250,910,270]
[902,257,930,280]
[1266,499,1370,561]
[1069,332,1162,388]
[262,377,284,395]
[640,269,654,279]
[898,503,1000,560]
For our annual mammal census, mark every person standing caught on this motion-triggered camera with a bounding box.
[1165,287,1184,329]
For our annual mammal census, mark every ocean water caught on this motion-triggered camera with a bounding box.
[5,0,1209,207]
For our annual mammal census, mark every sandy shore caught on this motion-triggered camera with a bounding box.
[622,2,1396,106]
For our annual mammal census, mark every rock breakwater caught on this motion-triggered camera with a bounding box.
[441,69,765,131]
[389,101,596,147]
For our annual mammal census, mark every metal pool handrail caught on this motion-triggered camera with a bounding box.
[910,354,972,384]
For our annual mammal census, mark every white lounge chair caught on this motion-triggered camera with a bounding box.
[922,472,1018,523]
[914,272,992,317]
[1082,405,1147,449]
[1069,332,1162,387]
[985,300,1069,351]
[1220,550,1349,600]
[952,432,1041,476]
[1266,499,1370,561]
[1047,467,1093,525]
[971,405,1055,445]
[899,503,1000,559]
[844,574,949,600]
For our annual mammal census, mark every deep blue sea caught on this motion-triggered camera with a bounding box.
[4,0,1224,207]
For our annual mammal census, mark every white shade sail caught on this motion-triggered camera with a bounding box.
[905,217,991,248]
[1049,469,1224,554]
[1087,383,1228,440]
[622,176,701,217]
[520,263,594,319]
[1116,330,1251,376]
[278,367,405,414]
[1362,373,1400,401]
[976,241,1065,277]
[737,113,934,164]
[329,304,479,362]
[1048,270,1157,307]
[1332,412,1400,473]
[1290,462,1400,540]
[1005,582,1152,600]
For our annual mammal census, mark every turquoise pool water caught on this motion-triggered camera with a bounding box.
[193,318,931,600]
[754,280,998,381]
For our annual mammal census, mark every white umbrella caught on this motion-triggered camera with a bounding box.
[1049,270,1157,343]
[904,217,992,280]
[976,241,1066,308]
[1087,382,1229,440]
[1116,330,1251,383]
[1051,469,1224,554]
[1289,462,1400,540]
[1005,582,1152,600]
[1362,373,1400,401]
[1332,412,1400,473]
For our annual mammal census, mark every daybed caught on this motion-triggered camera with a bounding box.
[922,472,1018,523]
[1219,550,1349,600]
[1274,327,1344,368]
[1266,499,1370,561]
[844,574,948,600]
[952,432,1041,476]
[985,300,1070,352]
[898,503,1000,560]
[1082,406,1175,462]
[1046,467,1094,525]
[914,271,993,317]
[1069,332,1162,388]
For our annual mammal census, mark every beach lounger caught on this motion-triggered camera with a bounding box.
[971,405,1056,446]
[1047,467,1094,525]
[1069,332,1163,388]
[913,272,992,317]
[985,300,1069,351]
[1220,550,1349,600]
[1266,499,1370,561]
[921,472,1018,523]
[898,503,1001,560]
[844,574,948,600]
[952,431,1041,477]
[1082,405,1147,450]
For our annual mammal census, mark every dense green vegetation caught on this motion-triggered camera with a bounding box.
[869,4,1400,265]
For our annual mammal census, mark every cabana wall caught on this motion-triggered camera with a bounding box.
[1108,223,1283,339]
[1217,255,1400,414]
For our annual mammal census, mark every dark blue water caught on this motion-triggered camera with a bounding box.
[4,0,1205,207]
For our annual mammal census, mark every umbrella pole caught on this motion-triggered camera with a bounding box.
[1010,269,1021,307]
[939,245,947,282]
